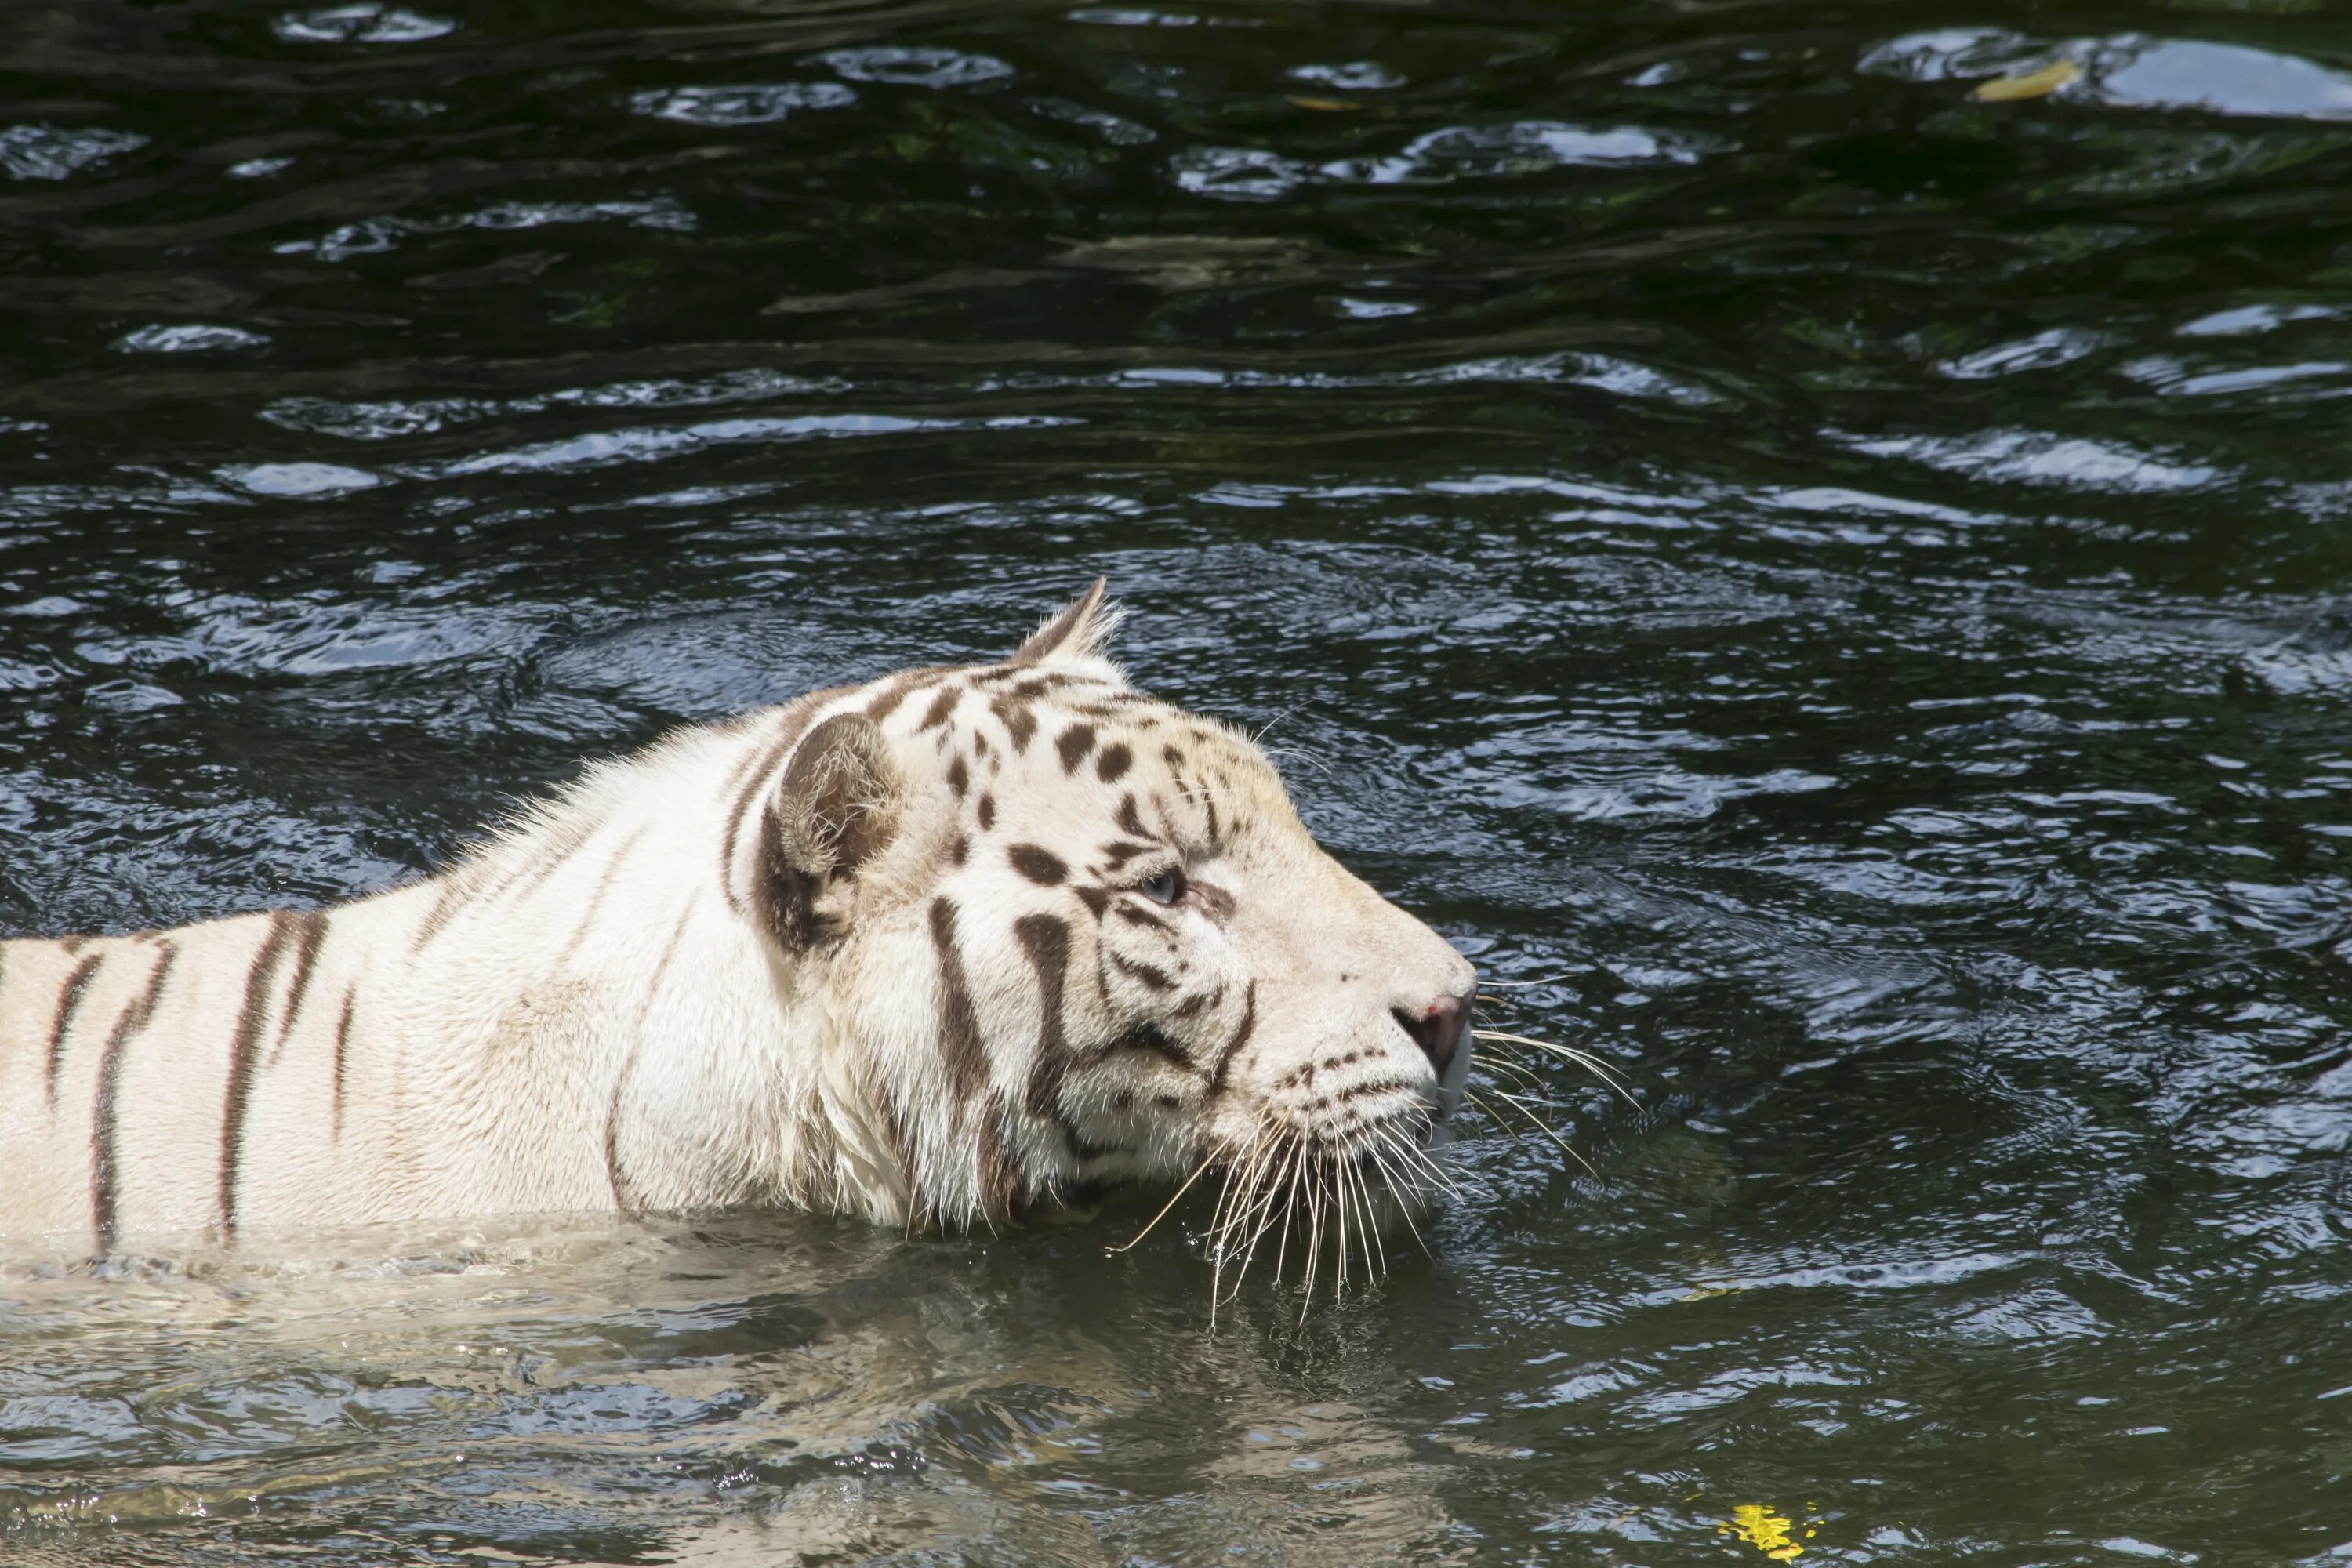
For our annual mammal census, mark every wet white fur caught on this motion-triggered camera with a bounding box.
[0,590,1473,1248]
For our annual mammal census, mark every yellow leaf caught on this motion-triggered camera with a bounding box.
[1972,60,2082,102]
[1720,1504,1805,1561]
[1287,96,1361,111]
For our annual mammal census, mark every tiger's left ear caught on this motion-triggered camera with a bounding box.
[1011,576,1121,666]
[755,713,903,951]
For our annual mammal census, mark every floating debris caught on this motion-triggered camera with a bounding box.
[1973,60,2082,102]
[1719,1504,1812,1561]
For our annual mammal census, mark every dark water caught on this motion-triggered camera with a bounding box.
[7,0,2352,1561]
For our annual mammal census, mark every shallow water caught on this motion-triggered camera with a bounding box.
[8,0,2352,1561]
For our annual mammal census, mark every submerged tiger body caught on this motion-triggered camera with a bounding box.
[0,583,1476,1256]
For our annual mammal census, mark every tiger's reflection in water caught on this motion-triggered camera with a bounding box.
[0,1211,1479,1566]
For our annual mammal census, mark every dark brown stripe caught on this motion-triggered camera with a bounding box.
[918,686,962,731]
[412,872,470,953]
[605,1040,643,1210]
[1163,762,1192,833]
[330,988,356,1142]
[219,913,300,1241]
[1015,913,1073,1122]
[1061,1126,1127,1161]
[1099,840,1155,869]
[644,909,695,1018]
[1095,743,1131,783]
[90,940,177,1253]
[1109,952,1174,992]
[1073,885,1109,918]
[1007,844,1067,886]
[977,793,996,832]
[606,909,694,1209]
[990,697,1037,753]
[928,898,988,1102]
[268,910,329,1066]
[1055,724,1097,773]
[494,815,597,907]
[1113,902,1171,933]
[946,755,969,797]
[1105,1020,1192,1070]
[866,669,944,724]
[1192,877,1236,922]
[715,724,770,796]
[948,833,969,867]
[557,825,648,970]
[975,1098,1025,1225]
[45,953,106,1106]
[865,678,911,723]
[1116,794,1149,840]
[1207,980,1258,1095]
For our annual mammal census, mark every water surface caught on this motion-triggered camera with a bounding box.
[7,0,2352,1562]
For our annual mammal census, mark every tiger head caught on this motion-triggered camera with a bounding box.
[747,581,1476,1261]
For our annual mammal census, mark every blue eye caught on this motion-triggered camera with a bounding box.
[1139,869,1185,906]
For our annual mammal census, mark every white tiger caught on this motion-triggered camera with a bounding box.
[0,583,1476,1265]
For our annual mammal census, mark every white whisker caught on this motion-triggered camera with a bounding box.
[1268,1145,1300,1296]
[1111,1143,1221,1255]
[1331,1159,1350,1298]
[1345,1152,1374,1288]
[1208,1120,1281,1323]
[1226,1157,1291,1309]
[1370,1132,1435,1263]
[1259,745,1338,782]
[1489,1087,1599,1178]
[1473,1028,1641,1110]
[1298,1156,1327,1322]
[1216,1130,1297,1318]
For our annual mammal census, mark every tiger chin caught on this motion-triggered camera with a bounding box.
[0,581,1477,1286]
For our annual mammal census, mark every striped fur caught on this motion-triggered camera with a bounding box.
[0,583,1475,1250]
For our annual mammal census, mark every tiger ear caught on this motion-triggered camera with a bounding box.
[1011,576,1121,666]
[755,713,902,950]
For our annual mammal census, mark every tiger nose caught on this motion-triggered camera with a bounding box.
[1396,987,1473,1073]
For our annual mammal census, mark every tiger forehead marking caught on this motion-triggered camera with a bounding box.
[0,581,1476,1272]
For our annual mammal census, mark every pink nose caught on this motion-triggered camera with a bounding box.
[1396,988,1472,1073]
